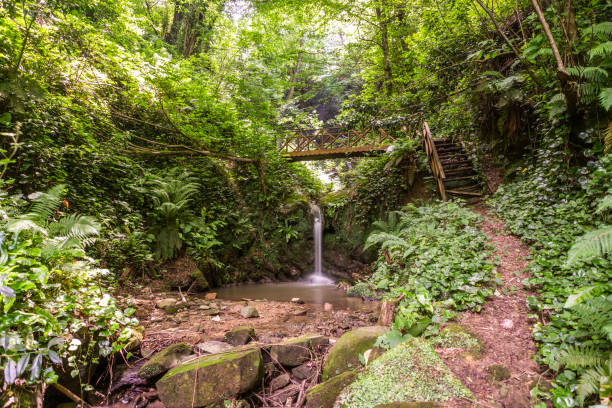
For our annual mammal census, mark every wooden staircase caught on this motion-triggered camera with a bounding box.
[422,122,484,201]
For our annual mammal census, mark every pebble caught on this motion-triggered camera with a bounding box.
[205,293,217,300]
[291,297,304,304]
[324,302,333,311]
[501,319,514,329]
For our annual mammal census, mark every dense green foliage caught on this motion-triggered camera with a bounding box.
[1,0,611,405]
[351,202,495,336]
[489,151,611,406]
[0,186,136,400]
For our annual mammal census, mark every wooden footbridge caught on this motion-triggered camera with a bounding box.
[279,122,484,201]
[278,127,398,161]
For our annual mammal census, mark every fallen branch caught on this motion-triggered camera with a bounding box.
[52,383,92,408]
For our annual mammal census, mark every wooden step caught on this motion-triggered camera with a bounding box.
[441,159,470,165]
[438,153,468,159]
[444,175,476,182]
[444,167,475,176]
[433,138,451,143]
[446,189,483,196]
[436,146,462,153]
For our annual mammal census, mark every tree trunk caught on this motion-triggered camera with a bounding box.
[165,1,184,45]
[286,41,304,101]
[376,6,393,94]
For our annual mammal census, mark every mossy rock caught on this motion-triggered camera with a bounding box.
[433,324,482,359]
[336,337,472,408]
[270,335,329,367]
[305,370,358,408]
[487,364,511,381]
[322,326,387,381]
[189,268,209,291]
[156,347,263,408]
[224,326,256,346]
[373,403,443,408]
[138,343,193,379]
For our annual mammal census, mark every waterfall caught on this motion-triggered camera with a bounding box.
[309,204,333,284]
[312,204,323,276]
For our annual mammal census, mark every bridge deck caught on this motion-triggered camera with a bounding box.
[285,145,390,161]
[279,127,398,161]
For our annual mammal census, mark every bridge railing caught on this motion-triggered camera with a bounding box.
[278,127,398,154]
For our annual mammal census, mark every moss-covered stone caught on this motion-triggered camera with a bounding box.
[305,370,357,408]
[322,326,387,381]
[433,324,482,359]
[138,343,193,379]
[156,347,263,408]
[336,338,472,408]
[373,403,443,408]
[224,326,256,346]
[487,364,511,381]
[190,268,209,291]
[270,335,329,367]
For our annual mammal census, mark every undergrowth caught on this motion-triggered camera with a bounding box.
[349,201,496,336]
[489,151,612,406]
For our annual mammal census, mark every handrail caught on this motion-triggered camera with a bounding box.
[279,127,397,154]
[422,122,447,201]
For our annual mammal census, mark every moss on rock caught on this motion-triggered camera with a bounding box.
[138,343,193,379]
[373,403,443,408]
[322,326,387,381]
[270,335,329,367]
[433,324,482,359]
[224,326,256,346]
[336,337,472,408]
[156,347,263,408]
[305,370,358,408]
[487,364,511,381]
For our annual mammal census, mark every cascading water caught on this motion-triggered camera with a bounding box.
[309,204,333,284]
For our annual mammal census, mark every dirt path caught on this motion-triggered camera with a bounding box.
[440,206,539,408]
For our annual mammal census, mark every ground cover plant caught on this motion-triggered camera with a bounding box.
[489,151,612,406]
[350,201,496,335]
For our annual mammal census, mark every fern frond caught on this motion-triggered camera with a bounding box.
[567,226,612,264]
[4,218,48,236]
[49,214,100,241]
[364,232,408,251]
[29,184,65,222]
[552,345,606,371]
[599,88,612,111]
[605,123,612,153]
[583,22,612,38]
[596,196,612,214]
[589,41,612,60]
[576,366,606,404]
[582,67,608,82]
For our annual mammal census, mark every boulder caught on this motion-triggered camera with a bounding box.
[240,306,259,318]
[156,347,263,408]
[270,335,329,367]
[224,326,256,346]
[291,362,316,380]
[337,338,471,407]
[156,298,177,309]
[195,341,233,354]
[322,326,387,381]
[304,370,357,408]
[270,373,291,391]
[139,343,193,379]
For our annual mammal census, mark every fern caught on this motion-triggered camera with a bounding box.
[552,346,606,371]
[599,88,612,111]
[597,195,612,214]
[589,41,612,60]
[364,232,409,251]
[576,366,607,404]
[48,214,100,246]
[567,226,612,264]
[583,21,612,38]
[605,123,612,153]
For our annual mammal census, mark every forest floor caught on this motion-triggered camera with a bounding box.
[437,206,539,408]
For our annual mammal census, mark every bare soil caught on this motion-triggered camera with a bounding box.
[438,206,540,408]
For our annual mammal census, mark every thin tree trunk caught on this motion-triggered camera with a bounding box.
[376,5,392,94]
[13,15,36,74]
[530,0,567,75]
[286,41,304,101]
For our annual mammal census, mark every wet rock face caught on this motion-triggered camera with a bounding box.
[269,335,329,367]
[138,343,194,379]
[156,347,263,408]
[305,370,358,408]
[224,326,256,346]
[322,326,387,381]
